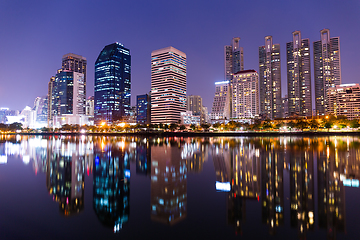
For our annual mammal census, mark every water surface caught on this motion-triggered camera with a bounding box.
[1,135,360,240]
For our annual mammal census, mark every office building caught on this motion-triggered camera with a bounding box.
[210,81,230,121]
[62,53,87,112]
[328,83,360,120]
[94,42,131,124]
[187,95,208,124]
[136,94,150,125]
[314,29,341,116]
[259,36,282,119]
[151,46,186,124]
[86,96,94,116]
[231,70,259,119]
[225,37,244,81]
[287,31,312,117]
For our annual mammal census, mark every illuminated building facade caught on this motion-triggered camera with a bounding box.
[327,83,360,120]
[259,36,282,119]
[136,94,150,125]
[225,37,244,81]
[210,81,230,121]
[231,70,259,119]
[151,46,186,124]
[51,70,85,116]
[286,31,312,117]
[93,142,130,232]
[151,144,187,225]
[62,53,87,112]
[94,42,131,124]
[314,29,341,116]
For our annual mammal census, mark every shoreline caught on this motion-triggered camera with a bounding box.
[2,131,360,137]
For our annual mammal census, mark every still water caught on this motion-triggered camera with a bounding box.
[1,135,360,240]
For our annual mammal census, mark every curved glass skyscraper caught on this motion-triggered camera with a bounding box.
[94,43,131,124]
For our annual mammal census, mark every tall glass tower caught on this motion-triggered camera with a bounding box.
[94,43,131,124]
[259,36,282,119]
[313,29,341,116]
[286,31,312,117]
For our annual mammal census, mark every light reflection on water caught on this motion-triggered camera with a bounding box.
[0,135,360,240]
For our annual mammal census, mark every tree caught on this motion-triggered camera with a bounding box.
[212,123,221,129]
[310,119,319,130]
[350,119,360,129]
[324,121,333,131]
[169,123,178,131]
[179,125,186,131]
[295,119,307,131]
[8,122,22,131]
[190,124,197,131]
[201,123,211,131]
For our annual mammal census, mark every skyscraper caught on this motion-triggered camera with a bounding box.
[231,70,259,119]
[62,53,87,112]
[151,46,186,124]
[50,69,85,118]
[286,31,312,117]
[259,36,282,119]
[210,81,230,121]
[136,94,150,125]
[94,43,131,124]
[224,37,244,81]
[313,29,341,116]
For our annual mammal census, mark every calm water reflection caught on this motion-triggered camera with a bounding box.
[0,135,360,240]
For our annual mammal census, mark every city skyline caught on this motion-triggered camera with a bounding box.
[0,1,359,112]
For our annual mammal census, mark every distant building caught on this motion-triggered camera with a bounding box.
[52,70,85,116]
[33,96,48,128]
[62,53,87,112]
[86,96,94,116]
[94,42,131,124]
[314,29,341,116]
[210,81,230,121]
[259,36,282,119]
[187,95,208,124]
[327,83,360,120]
[231,70,259,119]
[282,95,289,118]
[287,31,312,117]
[180,111,200,125]
[137,94,150,125]
[225,37,244,81]
[151,46,186,124]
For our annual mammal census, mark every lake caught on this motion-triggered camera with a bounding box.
[0,135,359,240]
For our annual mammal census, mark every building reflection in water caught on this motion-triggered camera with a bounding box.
[93,137,130,232]
[2,135,360,238]
[150,138,187,225]
[287,138,314,238]
[136,138,151,176]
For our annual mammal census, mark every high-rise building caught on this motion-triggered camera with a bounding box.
[186,95,202,115]
[210,81,230,121]
[313,29,341,116]
[287,31,312,117]
[94,43,131,124]
[225,37,244,81]
[328,83,360,120]
[187,95,208,124]
[151,46,186,124]
[48,76,55,126]
[62,53,87,112]
[231,70,259,119]
[85,96,94,116]
[52,70,85,116]
[136,94,150,125]
[259,36,282,119]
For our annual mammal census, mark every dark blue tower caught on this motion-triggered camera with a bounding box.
[94,43,131,124]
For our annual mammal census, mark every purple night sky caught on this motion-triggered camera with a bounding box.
[0,0,359,111]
